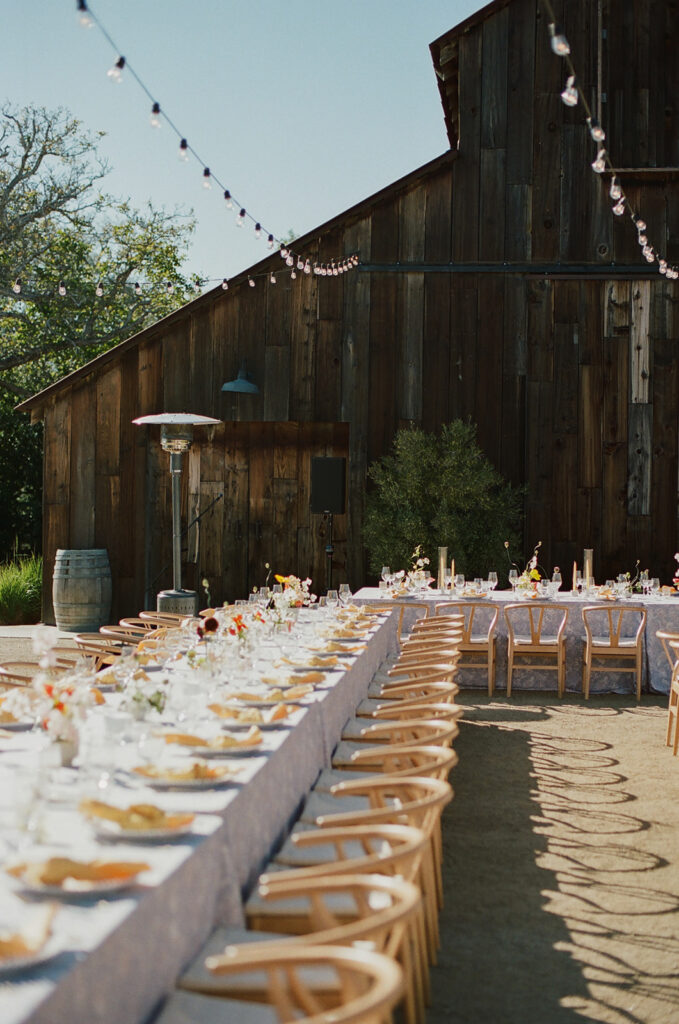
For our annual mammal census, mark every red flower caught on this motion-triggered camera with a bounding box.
[203,617,219,633]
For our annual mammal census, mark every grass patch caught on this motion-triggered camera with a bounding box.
[0,555,42,625]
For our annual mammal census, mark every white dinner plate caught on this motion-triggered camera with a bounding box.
[0,935,65,974]
[187,743,266,758]
[0,719,35,732]
[217,708,304,731]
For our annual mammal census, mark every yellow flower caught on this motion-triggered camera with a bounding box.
[530,569,541,581]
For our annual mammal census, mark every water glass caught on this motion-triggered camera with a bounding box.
[508,569,518,592]
[488,571,498,591]
[326,589,339,611]
[454,574,465,594]
[338,583,352,605]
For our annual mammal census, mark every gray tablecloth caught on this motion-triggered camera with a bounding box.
[354,588,679,695]
[0,611,396,1024]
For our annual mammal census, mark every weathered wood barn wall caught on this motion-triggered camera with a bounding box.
[20,0,679,622]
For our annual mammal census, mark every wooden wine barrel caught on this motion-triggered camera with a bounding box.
[52,549,112,632]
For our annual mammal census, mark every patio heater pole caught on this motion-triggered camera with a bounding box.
[133,413,221,615]
[170,451,183,593]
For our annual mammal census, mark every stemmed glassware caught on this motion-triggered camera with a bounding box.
[381,567,391,587]
[508,569,518,593]
[487,571,498,591]
[338,583,352,605]
[326,590,339,612]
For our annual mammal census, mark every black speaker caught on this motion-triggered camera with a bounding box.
[311,457,346,515]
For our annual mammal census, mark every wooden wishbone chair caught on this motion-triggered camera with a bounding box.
[178,875,421,1024]
[504,602,569,697]
[435,600,499,695]
[0,660,72,684]
[99,623,148,643]
[154,945,403,1024]
[262,823,430,1014]
[666,641,679,755]
[656,629,679,674]
[581,604,647,700]
[302,776,453,962]
[138,610,188,627]
[315,744,458,790]
[74,634,126,670]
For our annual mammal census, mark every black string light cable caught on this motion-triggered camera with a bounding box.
[71,0,358,288]
[540,0,678,279]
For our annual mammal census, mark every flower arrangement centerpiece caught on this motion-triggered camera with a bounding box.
[5,677,94,746]
[406,546,431,591]
[272,575,317,609]
[506,541,543,598]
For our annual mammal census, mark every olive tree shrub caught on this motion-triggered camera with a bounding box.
[362,421,523,583]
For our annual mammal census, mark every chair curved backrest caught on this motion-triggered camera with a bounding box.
[266,822,428,883]
[657,630,679,672]
[342,742,459,781]
[0,660,71,683]
[370,700,463,723]
[161,945,403,1024]
[504,602,569,645]
[138,610,187,627]
[99,624,147,642]
[363,679,459,708]
[434,601,499,643]
[346,717,458,749]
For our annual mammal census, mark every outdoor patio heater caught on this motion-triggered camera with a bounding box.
[133,412,221,615]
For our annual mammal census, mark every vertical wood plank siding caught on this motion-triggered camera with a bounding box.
[33,0,679,620]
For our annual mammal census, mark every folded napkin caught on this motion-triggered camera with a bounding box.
[7,857,149,887]
[307,655,339,668]
[208,703,299,723]
[232,685,312,702]
[0,904,56,959]
[324,642,364,654]
[287,671,324,686]
[79,799,194,831]
[133,762,233,782]
[162,726,263,749]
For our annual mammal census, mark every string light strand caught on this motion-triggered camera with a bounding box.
[540,0,678,280]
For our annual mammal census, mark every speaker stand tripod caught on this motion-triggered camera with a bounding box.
[323,511,334,591]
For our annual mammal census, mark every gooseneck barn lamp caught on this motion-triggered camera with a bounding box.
[133,412,221,614]
[221,361,260,394]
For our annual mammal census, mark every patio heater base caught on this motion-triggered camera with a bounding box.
[157,589,199,616]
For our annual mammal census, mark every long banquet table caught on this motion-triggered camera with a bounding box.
[354,587,679,695]
[0,608,397,1024]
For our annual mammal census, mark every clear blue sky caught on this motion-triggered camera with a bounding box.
[3,1,485,282]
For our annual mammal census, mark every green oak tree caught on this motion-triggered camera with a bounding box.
[0,104,199,557]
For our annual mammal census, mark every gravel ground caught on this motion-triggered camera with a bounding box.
[429,691,678,1024]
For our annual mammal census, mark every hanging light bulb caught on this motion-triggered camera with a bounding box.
[286,254,294,267]
[166,281,174,294]
[254,223,262,239]
[638,233,648,246]
[58,281,67,296]
[224,190,233,209]
[193,280,201,294]
[609,177,622,200]
[290,268,297,280]
[269,272,276,284]
[338,263,345,274]
[267,234,274,250]
[150,101,161,128]
[77,0,93,27]
[313,265,321,275]
[634,217,647,232]
[587,117,606,142]
[178,138,189,161]
[280,247,289,259]
[332,264,339,276]
[659,260,668,275]
[11,277,21,294]
[95,281,104,297]
[296,257,304,270]
[134,282,142,295]
[548,23,570,55]
[612,200,625,216]
[202,168,212,189]
[107,56,125,82]
[221,278,229,290]
[591,149,607,173]
[560,75,578,107]
[303,260,311,275]
[237,208,246,227]
[248,276,255,288]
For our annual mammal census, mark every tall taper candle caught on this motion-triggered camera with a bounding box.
[438,547,448,591]
[572,561,578,593]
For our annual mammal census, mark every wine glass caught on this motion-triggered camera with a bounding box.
[454,574,465,595]
[257,586,271,609]
[650,578,660,598]
[508,569,518,593]
[381,567,391,586]
[487,571,498,591]
[551,570,562,591]
[326,589,339,612]
[338,583,352,605]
